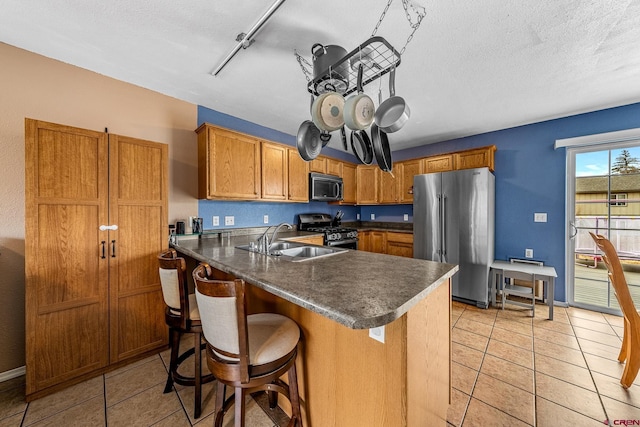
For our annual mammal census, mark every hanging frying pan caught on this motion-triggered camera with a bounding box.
[296,120,322,161]
[374,68,410,133]
[311,90,344,132]
[350,129,373,165]
[371,123,392,172]
[343,65,375,130]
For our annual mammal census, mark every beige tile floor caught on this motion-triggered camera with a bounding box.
[449,301,640,427]
[0,339,283,427]
[1,303,639,426]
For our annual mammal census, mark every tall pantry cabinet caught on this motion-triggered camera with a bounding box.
[25,119,168,400]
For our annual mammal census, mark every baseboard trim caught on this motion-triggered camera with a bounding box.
[0,366,25,382]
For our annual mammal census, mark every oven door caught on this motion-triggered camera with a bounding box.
[326,238,358,250]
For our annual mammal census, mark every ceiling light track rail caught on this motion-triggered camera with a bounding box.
[211,0,287,76]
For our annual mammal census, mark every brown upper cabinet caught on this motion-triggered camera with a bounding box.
[261,141,288,200]
[197,124,261,200]
[424,154,454,173]
[326,158,342,176]
[197,124,309,202]
[398,158,424,204]
[356,165,379,205]
[309,156,326,173]
[287,147,310,202]
[337,162,357,205]
[454,145,496,171]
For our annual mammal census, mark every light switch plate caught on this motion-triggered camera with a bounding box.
[263,215,269,224]
[370,213,375,220]
[534,213,547,222]
[224,216,234,226]
[525,248,534,258]
[404,214,409,221]
[212,216,219,226]
[357,213,360,220]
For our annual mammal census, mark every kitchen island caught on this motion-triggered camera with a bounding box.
[173,232,458,426]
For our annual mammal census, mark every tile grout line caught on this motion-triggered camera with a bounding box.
[456,305,497,427]
[567,310,611,425]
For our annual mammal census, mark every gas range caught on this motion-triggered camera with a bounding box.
[298,213,358,249]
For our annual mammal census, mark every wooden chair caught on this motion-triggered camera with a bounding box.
[193,263,302,427]
[589,232,640,388]
[158,249,215,418]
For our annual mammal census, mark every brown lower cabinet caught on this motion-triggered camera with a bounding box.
[359,230,413,257]
[25,119,168,400]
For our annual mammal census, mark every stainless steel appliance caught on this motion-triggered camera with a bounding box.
[413,167,495,308]
[298,213,358,249]
[309,173,343,202]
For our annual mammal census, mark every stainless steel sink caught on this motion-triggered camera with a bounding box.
[267,241,298,251]
[235,242,347,262]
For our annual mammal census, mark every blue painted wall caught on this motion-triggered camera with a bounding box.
[198,102,640,303]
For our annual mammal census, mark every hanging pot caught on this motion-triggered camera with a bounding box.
[371,123,392,172]
[311,91,344,132]
[296,120,322,161]
[374,68,410,133]
[343,64,375,131]
[312,43,350,94]
[350,129,373,165]
[320,131,332,147]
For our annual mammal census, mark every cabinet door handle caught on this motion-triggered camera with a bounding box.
[101,241,106,259]
[99,224,119,231]
[111,240,116,258]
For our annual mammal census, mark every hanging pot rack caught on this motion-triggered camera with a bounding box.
[306,36,401,97]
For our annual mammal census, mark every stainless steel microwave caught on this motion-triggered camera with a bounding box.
[309,173,343,202]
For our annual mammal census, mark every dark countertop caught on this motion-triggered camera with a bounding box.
[172,231,457,330]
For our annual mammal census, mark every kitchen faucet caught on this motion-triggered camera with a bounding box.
[256,222,293,254]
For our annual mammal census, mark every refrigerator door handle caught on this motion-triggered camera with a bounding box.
[441,193,447,262]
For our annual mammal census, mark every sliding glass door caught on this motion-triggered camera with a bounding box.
[568,143,640,312]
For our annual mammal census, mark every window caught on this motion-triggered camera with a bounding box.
[611,193,628,206]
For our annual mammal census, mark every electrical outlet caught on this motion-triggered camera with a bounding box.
[212,216,219,226]
[525,248,533,258]
[263,215,269,224]
[370,213,375,220]
[403,214,409,221]
[357,213,360,220]
[369,326,385,343]
[224,216,234,226]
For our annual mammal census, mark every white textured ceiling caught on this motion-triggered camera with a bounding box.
[2,0,640,152]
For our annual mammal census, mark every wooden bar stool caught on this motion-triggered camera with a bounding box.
[193,262,303,427]
[158,249,215,418]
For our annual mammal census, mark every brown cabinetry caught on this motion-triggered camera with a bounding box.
[359,230,413,257]
[398,159,424,204]
[341,162,357,205]
[261,141,287,200]
[25,119,168,400]
[454,145,496,171]
[378,170,399,204]
[309,157,326,173]
[197,124,261,200]
[287,148,309,202]
[197,124,309,202]
[356,165,379,205]
[326,158,342,176]
[386,232,414,258]
[424,154,454,173]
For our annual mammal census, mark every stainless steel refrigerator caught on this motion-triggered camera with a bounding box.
[413,167,495,308]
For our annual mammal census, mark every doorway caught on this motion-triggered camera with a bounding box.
[568,142,640,313]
